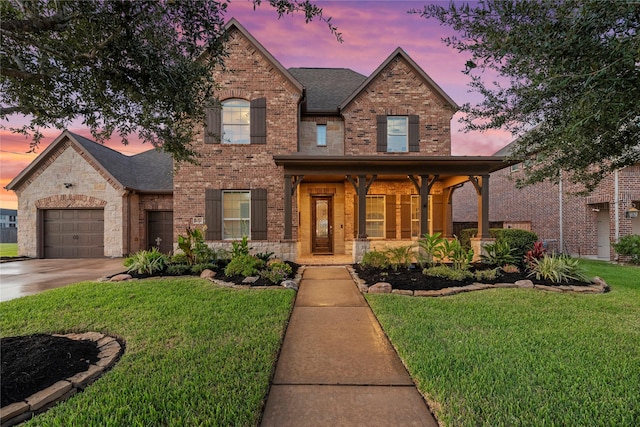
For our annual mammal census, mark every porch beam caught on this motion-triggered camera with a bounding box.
[407,175,420,193]
[474,175,491,239]
[357,175,369,238]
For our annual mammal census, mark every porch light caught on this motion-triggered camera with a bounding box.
[626,203,639,219]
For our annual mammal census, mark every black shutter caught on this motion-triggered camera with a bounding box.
[205,189,222,240]
[409,115,420,152]
[251,188,267,240]
[204,102,221,144]
[250,98,267,145]
[385,195,396,239]
[353,194,359,238]
[401,195,412,239]
[376,115,387,152]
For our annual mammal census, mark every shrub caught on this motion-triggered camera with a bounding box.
[474,268,501,281]
[166,264,191,276]
[524,241,547,267]
[191,263,216,275]
[124,248,168,275]
[385,245,414,271]
[461,228,538,265]
[442,238,473,271]
[423,266,473,281]
[527,255,590,283]
[177,227,214,265]
[501,264,520,274]
[416,232,446,267]
[231,236,251,258]
[361,250,390,269]
[255,251,275,262]
[260,261,293,284]
[224,254,264,277]
[480,240,516,267]
[170,253,189,265]
[613,234,640,264]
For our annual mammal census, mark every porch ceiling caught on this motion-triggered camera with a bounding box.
[273,155,517,177]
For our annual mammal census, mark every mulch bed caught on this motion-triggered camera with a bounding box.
[353,264,593,291]
[1,334,100,407]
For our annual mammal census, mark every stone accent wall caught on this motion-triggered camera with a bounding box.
[173,27,302,255]
[13,146,125,257]
[453,163,640,261]
[299,117,344,155]
[341,56,454,156]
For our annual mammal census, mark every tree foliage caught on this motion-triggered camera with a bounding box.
[0,0,339,161]
[415,0,640,190]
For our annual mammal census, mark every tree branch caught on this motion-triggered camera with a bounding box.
[2,13,79,34]
[1,67,49,81]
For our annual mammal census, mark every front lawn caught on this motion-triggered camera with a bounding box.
[367,260,640,426]
[0,277,295,426]
[0,243,18,257]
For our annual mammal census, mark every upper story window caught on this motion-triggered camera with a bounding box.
[205,98,266,145]
[222,99,250,144]
[317,124,327,146]
[387,117,408,152]
[377,114,419,153]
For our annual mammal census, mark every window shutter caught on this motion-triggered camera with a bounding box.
[408,115,420,152]
[204,102,221,144]
[401,195,412,239]
[376,115,387,152]
[431,194,444,234]
[205,189,222,240]
[251,188,267,240]
[250,98,267,144]
[385,196,396,239]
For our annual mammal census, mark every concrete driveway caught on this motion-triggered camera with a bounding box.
[0,258,125,302]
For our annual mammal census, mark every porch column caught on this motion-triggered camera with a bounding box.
[357,175,368,239]
[469,175,491,239]
[283,175,303,240]
[284,176,292,240]
[411,175,438,237]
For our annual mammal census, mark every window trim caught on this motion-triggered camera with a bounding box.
[411,195,420,238]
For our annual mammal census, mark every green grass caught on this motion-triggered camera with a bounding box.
[367,260,640,426]
[0,243,18,257]
[1,278,295,426]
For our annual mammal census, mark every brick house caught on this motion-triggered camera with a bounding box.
[453,140,640,261]
[7,19,515,260]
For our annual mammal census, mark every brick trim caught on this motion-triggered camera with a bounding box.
[36,195,108,209]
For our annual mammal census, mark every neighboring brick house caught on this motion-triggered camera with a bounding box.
[6,131,173,258]
[453,140,640,261]
[7,18,515,260]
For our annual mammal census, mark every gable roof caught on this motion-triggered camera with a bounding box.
[6,130,173,193]
[288,68,367,114]
[340,47,459,111]
[225,18,304,94]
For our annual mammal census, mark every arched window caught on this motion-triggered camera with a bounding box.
[222,99,250,144]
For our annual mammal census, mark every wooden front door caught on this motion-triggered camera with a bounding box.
[312,197,333,254]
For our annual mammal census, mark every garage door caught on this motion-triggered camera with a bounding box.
[43,209,104,258]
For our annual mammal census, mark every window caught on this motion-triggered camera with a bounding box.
[411,195,420,238]
[222,99,250,144]
[366,195,385,238]
[223,191,250,239]
[510,163,520,172]
[387,116,408,152]
[317,124,327,146]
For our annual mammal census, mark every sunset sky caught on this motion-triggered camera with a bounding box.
[0,0,513,209]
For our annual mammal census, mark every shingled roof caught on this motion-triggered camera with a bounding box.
[288,68,367,114]
[6,131,173,193]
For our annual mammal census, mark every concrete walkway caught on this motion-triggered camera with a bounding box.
[261,266,438,427]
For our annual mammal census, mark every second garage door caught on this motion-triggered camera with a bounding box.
[43,209,104,258]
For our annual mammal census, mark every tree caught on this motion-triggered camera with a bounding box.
[0,0,339,161]
[415,0,640,190]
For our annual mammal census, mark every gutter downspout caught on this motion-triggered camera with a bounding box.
[559,172,563,254]
[614,169,620,260]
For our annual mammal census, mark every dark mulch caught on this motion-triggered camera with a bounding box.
[353,264,592,291]
[1,334,100,407]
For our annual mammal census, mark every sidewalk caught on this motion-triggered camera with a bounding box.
[261,266,438,426]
